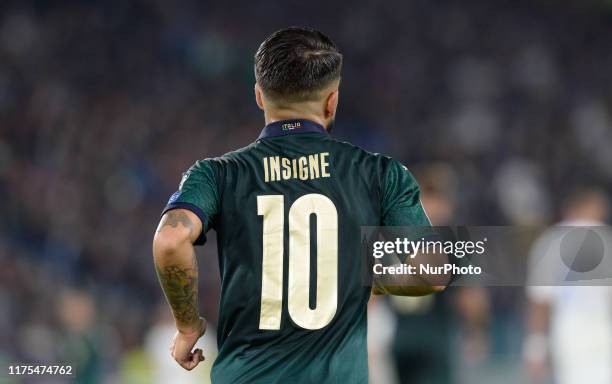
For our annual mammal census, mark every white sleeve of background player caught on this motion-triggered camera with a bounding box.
[526,230,558,304]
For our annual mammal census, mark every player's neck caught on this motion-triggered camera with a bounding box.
[264,110,327,130]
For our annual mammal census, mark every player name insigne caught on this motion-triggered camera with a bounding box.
[263,152,331,182]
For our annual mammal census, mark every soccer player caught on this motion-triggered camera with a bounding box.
[525,187,612,384]
[153,27,445,383]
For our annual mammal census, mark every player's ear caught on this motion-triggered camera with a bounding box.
[255,83,264,110]
[324,89,339,119]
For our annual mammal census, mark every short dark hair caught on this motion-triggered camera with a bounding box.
[255,27,342,102]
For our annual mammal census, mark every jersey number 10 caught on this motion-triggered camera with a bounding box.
[257,194,338,330]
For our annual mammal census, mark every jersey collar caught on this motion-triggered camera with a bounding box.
[258,119,328,139]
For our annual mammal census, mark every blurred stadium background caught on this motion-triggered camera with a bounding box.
[1,0,612,383]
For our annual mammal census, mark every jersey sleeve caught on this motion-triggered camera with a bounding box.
[162,159,220,245]
[381,159,431,227]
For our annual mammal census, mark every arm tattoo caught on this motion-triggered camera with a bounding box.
[157,210,195,234]
[156,253,199,326]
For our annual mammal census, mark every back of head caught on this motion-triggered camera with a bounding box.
[255,27,343,103]
[413,163,458,225]
[561,186,610,223]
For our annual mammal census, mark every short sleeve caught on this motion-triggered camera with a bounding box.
[162,159,220,245]
[525,229,560,304]
[381,159,431,227]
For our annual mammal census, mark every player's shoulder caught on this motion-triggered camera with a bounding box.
[220,142,259,160]
[326,138,419,193]
[195,143,259,167]
[180,144,258,189]
[326,136,399,169]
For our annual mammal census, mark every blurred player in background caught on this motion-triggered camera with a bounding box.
[56,289,106,384]
[152,27,446,383]
[525,186,612,384]
[382,163,490,384]
[386,163,458,384]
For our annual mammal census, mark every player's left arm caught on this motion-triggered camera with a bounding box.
[375,159,451,296]
[153,208,206,370]
[372,249,449,296]
[372,281,445,296]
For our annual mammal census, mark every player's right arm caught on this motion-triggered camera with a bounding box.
[153,209,206,370]
[523,236,555,380]
[524,291,551,381]
[153,159,220,370]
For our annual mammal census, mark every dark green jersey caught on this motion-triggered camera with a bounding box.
[162,119,430,384]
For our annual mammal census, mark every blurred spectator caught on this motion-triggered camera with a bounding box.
[56,289,112,384]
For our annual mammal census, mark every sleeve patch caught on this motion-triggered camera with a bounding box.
[168,191,182,204]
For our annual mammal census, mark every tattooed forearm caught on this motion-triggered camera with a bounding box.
[156,253,199,326]
[156,210,195,234]
[154,209,201,328]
